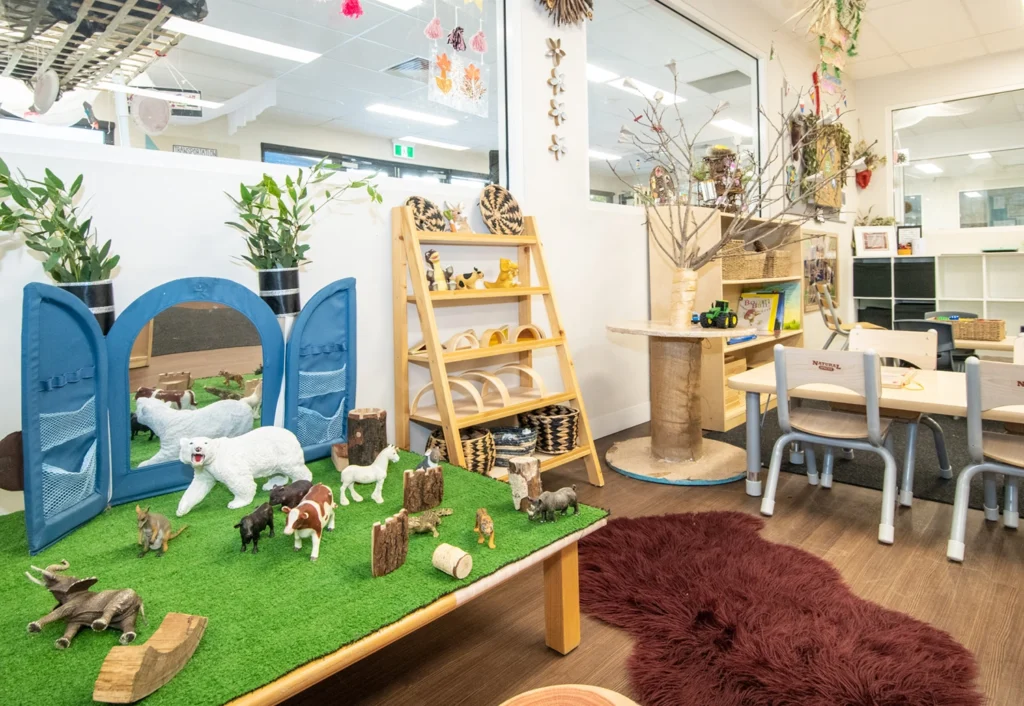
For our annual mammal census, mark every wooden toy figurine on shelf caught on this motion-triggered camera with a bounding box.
[455,268,485,290]
[484,258,520,289]
[424,249,457,291]
[443,201,472,232]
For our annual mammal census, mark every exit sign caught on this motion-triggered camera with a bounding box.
[393,142,415,159]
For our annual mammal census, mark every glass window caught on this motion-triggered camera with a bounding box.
[904,194,922,226]
[586,0,759,205]
[0,0,507,183]
[893,88,1024,230]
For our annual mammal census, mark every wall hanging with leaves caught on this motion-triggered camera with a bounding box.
[538,0,593,26]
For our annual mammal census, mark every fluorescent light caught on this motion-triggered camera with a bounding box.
[451,176,489,187]
[969,152,991,160]
[163,17,321,63]
[375,0,422,9]
[964,191,983,198]
[712,118,754,137]
[588,149,622,161]
[367,104,456,126]
[586,64,620,83]
[608,77,685,104]
[96,82,223,109]
[398,135,469,151]
[915,163,943,174]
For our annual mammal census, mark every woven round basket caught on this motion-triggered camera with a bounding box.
[519,406,579,455]
[426,427,495,475]
[491,426,538,468]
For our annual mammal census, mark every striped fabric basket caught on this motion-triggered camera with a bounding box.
[491,426,538,468]
[426,427,496,475]
[519,406,579,455]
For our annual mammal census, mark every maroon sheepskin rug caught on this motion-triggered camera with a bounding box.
[579,512,982,706]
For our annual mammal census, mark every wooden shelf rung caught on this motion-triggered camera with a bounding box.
[408,337,565,365]
[415,231,538,245]
[406,286,549,303]
[409,392,576,428]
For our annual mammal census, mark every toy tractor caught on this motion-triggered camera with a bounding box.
[699,300,738,329]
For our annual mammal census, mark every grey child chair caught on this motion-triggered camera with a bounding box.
[761,345,900,545]
[947,357,1024,562]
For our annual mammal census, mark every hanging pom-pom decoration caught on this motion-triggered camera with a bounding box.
[469,30,487,53]
[341,0,363,19]
[447,26,466,52]
[424,17,443,40]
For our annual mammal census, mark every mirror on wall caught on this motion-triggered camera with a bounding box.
[128,303,263,469]
[893,88,1024,231]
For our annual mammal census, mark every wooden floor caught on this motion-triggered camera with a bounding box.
[286,423,1024,706]
[129,346,262,389]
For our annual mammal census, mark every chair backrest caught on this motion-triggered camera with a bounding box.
[848,327,937,370]
[965,357,1024,463]
[926,310,978,320]
[814,282,843,334]
[894,319,954,353]
[773,344,885,445]
[1014,335,1024,365]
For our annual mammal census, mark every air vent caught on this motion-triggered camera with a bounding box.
[688,70,751,95]
[384,56,430,82]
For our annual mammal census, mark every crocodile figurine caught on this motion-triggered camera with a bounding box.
[408,508,453,538]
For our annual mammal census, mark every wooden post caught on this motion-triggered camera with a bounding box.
[649,336,703,462]
[508,456,542,511]
[543,542,580,655]
[348,408,388,466]
[0,431,23,492]
[403,468,444,513]
[371,509,409,578]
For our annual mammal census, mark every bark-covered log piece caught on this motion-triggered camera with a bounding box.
[371,509,409,578]
[348,408,388,466]
[0,431,24,492]
[403,468,444,513]
[508,455,542,512]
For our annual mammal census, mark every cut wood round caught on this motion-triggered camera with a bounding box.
[348,408,388,467]
[649,336,702,462]
[432,543,473,579]
[403,467,444,513]
[508,455,542,512]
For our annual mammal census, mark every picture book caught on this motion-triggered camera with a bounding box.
[746,282,801,331]
[737,292,780,332]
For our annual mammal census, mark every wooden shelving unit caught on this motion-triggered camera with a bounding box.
[392,207,604,486]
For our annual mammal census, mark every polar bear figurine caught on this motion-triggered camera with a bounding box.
[176,426,312,516]
[136,394,257,468]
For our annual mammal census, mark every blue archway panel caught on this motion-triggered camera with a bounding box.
[285,278,357,461]
[106,277,284,506]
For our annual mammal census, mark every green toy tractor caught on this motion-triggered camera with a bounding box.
[699,300,738,329]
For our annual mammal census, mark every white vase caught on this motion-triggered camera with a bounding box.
[668,267,698,328]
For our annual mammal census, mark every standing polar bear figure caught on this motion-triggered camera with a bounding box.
[176,427,312,516]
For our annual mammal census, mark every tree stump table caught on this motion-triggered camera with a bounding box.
[605,321,746,485]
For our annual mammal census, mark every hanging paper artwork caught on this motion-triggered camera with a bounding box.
[429,53,489,117]
[341,0,364,19]
[424,17,444,40]
[538,0,593,26]
[448,26,466,51]
[469,29,487,53]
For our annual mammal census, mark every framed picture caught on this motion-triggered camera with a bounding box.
[896,225,922,255]
[854,226,896,258]
[803,234,839,313]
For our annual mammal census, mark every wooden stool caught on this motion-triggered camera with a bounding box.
[500,685,640,706]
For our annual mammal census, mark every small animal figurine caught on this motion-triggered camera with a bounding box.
[443,201,471,232]
[414,447,441,471]
[204,386,241,401]
[234,502,275,553]
[424,249,456,291]
[24,560,144,649]
[474,508,495,549]
[282,483,336,561]
[135,391,260,468]
[268,479,313,508]
[455,267,485,290]
[130,412,155,441]
[408,508,453,538]
[339,444,400,506]
[136,506,188,557]
[527,485,579,523]
[220,370,245,388]
[135,387,196,410]
[484,258,520,288]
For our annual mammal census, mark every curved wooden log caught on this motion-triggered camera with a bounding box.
[93,613,207,704]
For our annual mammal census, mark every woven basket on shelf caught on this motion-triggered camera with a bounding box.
[519,406,579,455]
[426,427,496,475]
[491,426,538,468]
[950,318,1006,342]
[763,250,791,278]
[720,241,766,281]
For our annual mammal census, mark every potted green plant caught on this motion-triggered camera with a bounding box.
[226,158,381,317]
[0,157,120,332]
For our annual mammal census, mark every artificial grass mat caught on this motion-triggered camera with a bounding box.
[0,450,607,705]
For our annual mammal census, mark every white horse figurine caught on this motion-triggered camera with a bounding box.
[338,445,400,506]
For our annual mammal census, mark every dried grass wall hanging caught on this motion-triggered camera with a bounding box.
[538,0,593,27]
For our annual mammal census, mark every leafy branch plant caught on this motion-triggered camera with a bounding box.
[0,157,119,283]
[226,158,382,270]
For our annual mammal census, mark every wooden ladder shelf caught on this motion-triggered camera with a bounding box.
[392,206,604,486]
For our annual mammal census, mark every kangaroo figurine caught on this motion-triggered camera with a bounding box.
[136,506,188,558]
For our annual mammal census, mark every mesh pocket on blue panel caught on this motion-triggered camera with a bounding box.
[297,396,347,446]
[298,365,347,400]
[38,397,98,518]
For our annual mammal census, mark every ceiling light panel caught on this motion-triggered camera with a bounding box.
[96,82,224,109]
[367,103,457,126]
[398,136,470,151]
[163,17,321,63]
[588,149,622,161]
[915,163,943,174]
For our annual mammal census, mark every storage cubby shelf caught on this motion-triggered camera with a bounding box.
[415,231,537,245]
[723,275,803,285]
[487,446,591,480]
[408,337,565,364]
[407,286,549,303]
[725,329,802,352]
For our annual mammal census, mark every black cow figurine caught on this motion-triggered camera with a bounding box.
[268,480,312,509]
[130,413,155,441]
[234,503,275,553]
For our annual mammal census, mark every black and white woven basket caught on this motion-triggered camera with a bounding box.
[426,427,495,475]
[491,426,538,468]
[518,405,579,455]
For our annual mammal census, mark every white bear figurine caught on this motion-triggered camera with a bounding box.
[136,391,259,467]
[176,426,312,516]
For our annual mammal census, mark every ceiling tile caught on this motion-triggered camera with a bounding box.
[901,37,987,69]
[205,0,352,53]
[851,20,897,60]
[322,38,416,72]
[844,54,911,79]
[864,0,975,53]
[981,26,1024,53]
[963,0,1024,35]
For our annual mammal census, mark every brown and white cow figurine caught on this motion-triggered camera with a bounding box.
[281,483,336,561]
[135,387,196,410]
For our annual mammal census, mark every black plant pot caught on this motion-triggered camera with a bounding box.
[57,279,115,334]
[258,267,301,317]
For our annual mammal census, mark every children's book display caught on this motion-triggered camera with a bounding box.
[737,291,782,333]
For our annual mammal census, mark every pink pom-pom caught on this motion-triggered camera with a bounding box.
[469,30,487,53]
[424,17,443,40]
[341,0,363,18]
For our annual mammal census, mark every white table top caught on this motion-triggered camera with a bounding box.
[608,321,754,339]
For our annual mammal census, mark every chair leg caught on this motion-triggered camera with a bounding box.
[761,433,795,517]
[948,464,987,562]
[789,441,804,466]
[983,472,1000,522]
[921,415,952,479]
[900,422,919,507]
[1004,477,1019,530]
[821,447,834,489]
[840,448,855,461]
[805,444,818,486]
[823,331,837,350]
[877,445,898,545]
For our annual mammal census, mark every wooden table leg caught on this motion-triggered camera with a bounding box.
[543,541,580,655]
